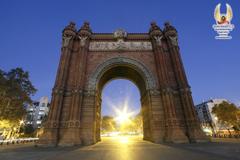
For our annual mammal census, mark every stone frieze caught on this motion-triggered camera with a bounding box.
[89,40,152,51]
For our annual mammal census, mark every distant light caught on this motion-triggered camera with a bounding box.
[118,136,129,144]
[203,128,212,134]
[19,120,24,125]
[114,101,135,125]
[36,121,41,124]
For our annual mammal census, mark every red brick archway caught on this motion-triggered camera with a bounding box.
[86,57,157,144]
[38,22,208,146]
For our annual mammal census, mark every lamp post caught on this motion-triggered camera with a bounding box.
[18,120,24,137]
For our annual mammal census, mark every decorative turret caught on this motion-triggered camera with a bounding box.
[149,21,163,47]
[62,22,77,47]
[149,21,163,38]
[78,21,92,37]
[63,22,77,36]
[78,22,92,47]
[163,22,178,46]
[163,22,177,36]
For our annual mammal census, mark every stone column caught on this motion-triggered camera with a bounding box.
[58,22,92,146]
[80,90,97,145]
[149,22,188,143]
[147,89,166,143]
[141,91,152,141]
[95,92,102,142]
[69,22,92,121]
[163,22,209,142]
[38,22,77,146]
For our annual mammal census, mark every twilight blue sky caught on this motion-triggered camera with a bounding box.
[0,0,239,115]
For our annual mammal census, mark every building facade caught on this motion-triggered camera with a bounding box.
[26,97,50,129]
[38,21,208,146]
[195,99,229,135]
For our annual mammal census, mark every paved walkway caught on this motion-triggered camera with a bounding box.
[0,136,240,160]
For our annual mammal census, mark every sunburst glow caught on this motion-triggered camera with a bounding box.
[104,94,137,126]
[101,83,143,136]
[114,105,135,125]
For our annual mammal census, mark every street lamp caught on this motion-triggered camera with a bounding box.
[19,120,24,125]
[18,120,25,136]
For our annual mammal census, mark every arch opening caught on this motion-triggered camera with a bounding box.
[93,64,152,142]
[98,65,147,96]
[101,79,142,137]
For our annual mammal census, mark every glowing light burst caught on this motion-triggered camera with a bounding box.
[101,90,142,137]
[115,106,134,125]
[118,136,129,144]
[114,101,135,125]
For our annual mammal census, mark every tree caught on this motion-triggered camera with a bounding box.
[131,113,143,133]
[233,110,240,132]
[24,124,35,135]
[101,113,143,135]
[101,116,117,133]
[0,68,37,122]
[212,101,240,136]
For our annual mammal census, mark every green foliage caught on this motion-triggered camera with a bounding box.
[120,113,143,133]
[101,116,116,133]
[212,101,240,130]
[24,124,35,134]
[101,113,143,134]
[131,113,143,132]
[0,119,16,129]
[0,68,37,122]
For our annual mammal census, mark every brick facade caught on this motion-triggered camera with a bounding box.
[38,22,208,146]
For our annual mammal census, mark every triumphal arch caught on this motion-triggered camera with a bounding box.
[38,21,208,146]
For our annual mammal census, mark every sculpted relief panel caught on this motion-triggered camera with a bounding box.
[89,40,152,51]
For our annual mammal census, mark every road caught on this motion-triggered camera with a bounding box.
[0,136,240,160]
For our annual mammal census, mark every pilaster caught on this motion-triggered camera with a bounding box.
[163,22,209,142]
[58,22,92,146]
[149,22,188,143]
